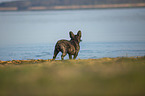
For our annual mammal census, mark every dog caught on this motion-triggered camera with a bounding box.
[52,30,82,60]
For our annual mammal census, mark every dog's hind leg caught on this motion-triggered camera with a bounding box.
[69,54,72,59]
[73,53,78,59]
[52,49,59,60]
[61,49,67,60]
[61,52,67,60]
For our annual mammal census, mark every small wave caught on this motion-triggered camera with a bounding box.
[89,56,98,59]
[35,55,43,57]
[41,52,51,55]
[35,52,51,57]
[112,50,145,52]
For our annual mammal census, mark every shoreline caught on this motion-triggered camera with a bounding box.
[0,56,144,65]
[0,3,145,11]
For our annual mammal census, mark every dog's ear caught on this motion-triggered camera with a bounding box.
[77,30,81,37]
[69,31,75,39]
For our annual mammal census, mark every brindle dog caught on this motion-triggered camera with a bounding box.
[52,30,82,60]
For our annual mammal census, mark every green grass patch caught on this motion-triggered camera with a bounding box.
[0,57,145,96]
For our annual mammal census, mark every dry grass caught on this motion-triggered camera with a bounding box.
[0,57,145,96]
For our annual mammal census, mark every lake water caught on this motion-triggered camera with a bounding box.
[0,42,145,61]
[0,8,145,60]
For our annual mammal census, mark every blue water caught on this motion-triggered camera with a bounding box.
[0,42,145,61]
[0,8,145,60]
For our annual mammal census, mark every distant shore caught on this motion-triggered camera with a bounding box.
[0,3,145,11]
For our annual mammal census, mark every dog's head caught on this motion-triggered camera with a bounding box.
[69,30,82,43]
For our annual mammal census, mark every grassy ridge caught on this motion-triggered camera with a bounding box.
[0,57,145,96]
